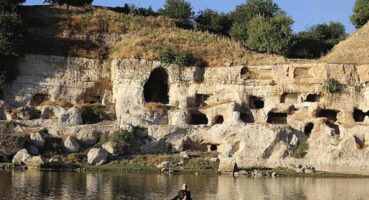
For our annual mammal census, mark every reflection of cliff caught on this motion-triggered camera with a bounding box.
[2,171,369,199]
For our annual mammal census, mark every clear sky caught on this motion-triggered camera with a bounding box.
[25,0,356,33]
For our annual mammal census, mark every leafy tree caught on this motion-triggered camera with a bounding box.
[160,0,193,29]
[230,0,280,24]
[0,0,23,83]
[246,14,293,54]
[229,0,285,48]
[194,9,232,36]
[44,0,93,10]
[0,0,25,12]
[0,13,23,56]
[351,0,369,29]
[175,51,195,66]
[286,22,346,58]
[229,22,248,42]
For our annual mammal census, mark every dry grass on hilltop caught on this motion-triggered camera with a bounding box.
[322,22,369,65]
[22,6,288,67]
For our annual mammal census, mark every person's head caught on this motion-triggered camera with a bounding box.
[181,183,188,191]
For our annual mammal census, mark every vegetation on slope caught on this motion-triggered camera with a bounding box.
[21,6,287,67]
[321,22,369,64]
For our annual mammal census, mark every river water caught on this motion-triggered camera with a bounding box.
[0,170,368,200]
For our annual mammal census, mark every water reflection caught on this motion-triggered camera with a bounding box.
[0,170,369,200]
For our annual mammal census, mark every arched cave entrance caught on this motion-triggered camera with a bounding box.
[267,112,287,124]
[304,122,314,137]
[213,115,224,124]
[305,94,319,102]
[280,93,298,104]
[353,108,369,122]
[188,111,208,125]
[316,109,339,122]
[143,67,169,104]
[249,96,264,109]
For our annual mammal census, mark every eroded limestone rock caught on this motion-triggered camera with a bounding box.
[87,148,108,165]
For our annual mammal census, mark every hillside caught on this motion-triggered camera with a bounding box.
[21,5,288,67]
[322,22,369,64]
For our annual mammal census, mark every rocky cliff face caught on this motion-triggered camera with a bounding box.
[2,54,369,174]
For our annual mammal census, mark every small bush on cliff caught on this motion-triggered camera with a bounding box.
[175,51,195,66]
[160,46,195,66]
[110,129,133,154]
[324,78,341,93]
[159,46,175,64]
[291,140,309,159]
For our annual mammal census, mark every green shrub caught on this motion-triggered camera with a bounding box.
[159,46,175,64]
[175,51,195,66]
[324,78,340,93]
[291,140,309,159]
[160,47,195,66]
[110,129,133,154]
[269,80,276,86]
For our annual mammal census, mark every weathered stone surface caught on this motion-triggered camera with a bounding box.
[58,107,83,126]
[15,107,40,120]
[76,127,101,146]
[27,145,39,155]
[0,133,26,156]
[180,151,189,159]
[64,136,80,153]
[12,149,31,164]
[218,157,236,173]
[102,142,115,155]
[25,156,45,168]
[30,132,45,149]
[87,148,108,165]
[6,55,369,175]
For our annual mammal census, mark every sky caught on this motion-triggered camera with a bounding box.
[25,0,356,33]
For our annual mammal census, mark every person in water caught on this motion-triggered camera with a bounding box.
[171,183,192,200]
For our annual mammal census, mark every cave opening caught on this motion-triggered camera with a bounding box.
[316,109,339,122]
[280,93,298,103]
[325,120,340,135]
[305,94,319,102]
[304,122,314,137]
[210,144,217,151]
[143,67,169,104]
[31,93,50,106]
[353,108,369,122]
[249,96,264,109]
[213,115,224,124]
[188,111,208,125]
[240,111,255,123]
[267,112,287,124]
[195,94,210,108]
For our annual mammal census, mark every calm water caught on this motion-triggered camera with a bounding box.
[0,170,369,200]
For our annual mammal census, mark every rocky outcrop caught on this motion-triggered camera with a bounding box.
[3,55,369,174]
[0,132,26,156]
[64,136,80,153]
[30,132,45,149]
[87,148,108,165]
